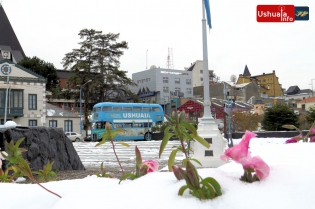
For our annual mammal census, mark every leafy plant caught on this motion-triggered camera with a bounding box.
[176,160,222,200]
[3,138,61,198]
[119,146,159,184]
[95,162,115,178]
[33,160,57,182]
[282,121,315,143]
[95,122,130,175]
[0,167,14,183]
[159,111,210,171]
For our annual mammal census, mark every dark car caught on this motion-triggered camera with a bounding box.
[84,135,92,142]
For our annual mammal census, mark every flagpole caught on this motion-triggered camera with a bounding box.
[194,0,227,168]
[201,0,212,122]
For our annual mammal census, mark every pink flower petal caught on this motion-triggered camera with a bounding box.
[285,139,298,144]
[221,130,256,163]
[240,156,270,180]
[142,160,159,173]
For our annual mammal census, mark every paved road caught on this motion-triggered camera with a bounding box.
[73,140,185,175]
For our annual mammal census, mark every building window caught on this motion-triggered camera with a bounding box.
[200,70,203,74]
[29,120,37,126]
[175,87,180,95]
[186,88,192,94]
[200,77,203,81]
[186,79,191,85]
[49,120,57,127]
[163,86,169,93]
[0,90,23,108]
[12,90,23,108]
[163,77,168,83]
[1,119,12,125]
[28,94,37,110]
[175,78,180,84]
[64,120,73,132]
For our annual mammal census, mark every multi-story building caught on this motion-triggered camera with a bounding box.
[130,67,193,114]
[284,85,312,100]
[185,60,219,87]
[0,4,81,133]
[0,59,46,126]
[193,81,260,103]
[236,65,284,98]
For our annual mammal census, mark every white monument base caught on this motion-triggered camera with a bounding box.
[193,117,228,168]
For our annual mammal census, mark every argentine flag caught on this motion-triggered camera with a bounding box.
[204,0,212,29]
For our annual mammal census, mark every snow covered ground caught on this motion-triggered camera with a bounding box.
[3,137,315,209]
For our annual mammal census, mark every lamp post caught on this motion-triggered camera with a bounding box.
[80,80,92,135]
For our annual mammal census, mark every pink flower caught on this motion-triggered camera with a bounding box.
[285,139,298,144]
[239,156,270,180]
[310,128,315,142]
[220,131,257,163]
[142,160,159,173]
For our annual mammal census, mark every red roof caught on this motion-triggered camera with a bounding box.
[177,100,203,113]
[297,97,315,104]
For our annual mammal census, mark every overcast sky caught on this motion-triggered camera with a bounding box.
[2,0,314,90]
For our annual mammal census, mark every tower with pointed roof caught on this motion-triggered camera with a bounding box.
[236,65,283,98]
[0,3,25,62]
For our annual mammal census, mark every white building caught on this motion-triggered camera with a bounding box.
[184,60,218,87]
[130,66,193,114]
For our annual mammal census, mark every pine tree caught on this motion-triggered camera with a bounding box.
[61,29,139,134]
[306,105,315,124]
[261,104,299,131]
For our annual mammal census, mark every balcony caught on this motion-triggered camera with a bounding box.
[0,108,23,117]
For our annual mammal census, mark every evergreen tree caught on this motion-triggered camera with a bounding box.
[18,56,59,92]
[61,29,139,133]
[261,104,299,131]
[306,105,315,124]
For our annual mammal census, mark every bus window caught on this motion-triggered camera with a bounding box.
[114,107,122,111]
[114,123,123,129]
[144,122,152,128]
[97,107,101,112]
[123,107,132,111]
[102,106,112,112]
[152,107,161,112]
[134,123,143,128]
[124,123,132,128]
[96,122,105,129]
[133,107,141,112]
[93,108,96,112]
[143,107,150,112]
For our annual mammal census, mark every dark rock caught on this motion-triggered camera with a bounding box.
[0,126,85,171]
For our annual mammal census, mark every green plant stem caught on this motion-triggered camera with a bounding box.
[16,165,62,198]
[110,140,125,175]
[180,139,188,159]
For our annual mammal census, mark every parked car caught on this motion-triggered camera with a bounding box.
[65,132,82,142]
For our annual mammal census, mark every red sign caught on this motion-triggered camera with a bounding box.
[257,5,295,22]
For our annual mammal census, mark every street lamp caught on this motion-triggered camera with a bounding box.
[80,80,92,135]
